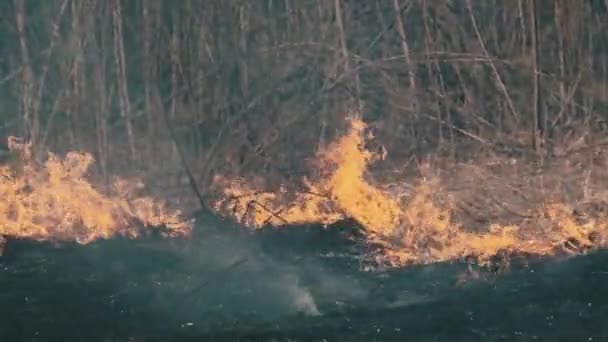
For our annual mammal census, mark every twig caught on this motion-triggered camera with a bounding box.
[174,258,249,308]
[468,164,532,202]
[551,138,608,160]
[160,102,209,214]
[247,199,289,226]
[418,111,488,145]
[485,192,533,219]
[465,0,521,124]
[300,190,333,199]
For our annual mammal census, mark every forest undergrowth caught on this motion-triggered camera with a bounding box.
[209,114,608,270]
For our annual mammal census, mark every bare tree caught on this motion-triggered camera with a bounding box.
[111,0,136,161]
[529,0,544,156]
[0,0,606,201]
[13,0,36,144]
[392,0,417,96]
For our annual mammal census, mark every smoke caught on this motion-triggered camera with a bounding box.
[0,201,441,342]
[291,286,321,316]
[0,209,448,341]
[92,213,370,329]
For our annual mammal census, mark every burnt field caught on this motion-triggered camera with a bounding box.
[2,1,608,341]
[1,212,608,342]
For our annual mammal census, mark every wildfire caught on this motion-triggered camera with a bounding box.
[0,137,191,244]
[213,114,608,268]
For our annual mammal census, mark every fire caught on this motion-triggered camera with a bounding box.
[212,116,398,230]
[214,114,608,268]
[0,137,191,244]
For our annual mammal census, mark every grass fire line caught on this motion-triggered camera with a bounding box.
[0,115,606,270]
[0,137,192,248]
[213,114,608,268]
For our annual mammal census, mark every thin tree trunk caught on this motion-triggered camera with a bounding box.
[142,0,156,163]
[239,3,250,100]
[14,0,36,144]
[333,0,360,110]
[67,0,86,148]
[392,0,418,106]
[529,0,544,155]
[422,0,442,143]
[93,0,110,190]
[27,0,69,151]
[169,8,180,121]
[112,0,136,161]
[554,0,567,128]
[466,0,521,126]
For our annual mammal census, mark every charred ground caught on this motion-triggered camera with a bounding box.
[1,212,608,342]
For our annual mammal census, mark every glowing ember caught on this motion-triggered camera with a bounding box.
[213,114,608,268]
[0,137,191,244]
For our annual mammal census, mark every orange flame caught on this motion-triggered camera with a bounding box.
[213,114,608,268]
[212,116,398,229]
[0,138,191,244]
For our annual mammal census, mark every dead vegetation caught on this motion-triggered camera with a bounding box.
[0,1,605,198]
[0,1,607,269]
[209,116,608,270]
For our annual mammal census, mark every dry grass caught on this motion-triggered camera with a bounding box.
[211,115,608,269]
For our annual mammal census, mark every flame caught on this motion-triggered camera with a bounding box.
[0,138,191,244]
[212,116,399,230]
[213,114,608,268]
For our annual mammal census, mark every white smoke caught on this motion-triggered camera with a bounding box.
[289,283,321,317]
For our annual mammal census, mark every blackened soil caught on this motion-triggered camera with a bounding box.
[1,212,608,342]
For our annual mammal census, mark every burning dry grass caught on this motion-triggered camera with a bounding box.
[213,114,608,268]
[0,137,191,244]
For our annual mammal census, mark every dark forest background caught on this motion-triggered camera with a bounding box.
[0,0,607,199]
